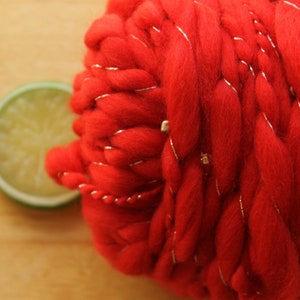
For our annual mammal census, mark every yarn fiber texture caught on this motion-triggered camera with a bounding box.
[46,0,300,299]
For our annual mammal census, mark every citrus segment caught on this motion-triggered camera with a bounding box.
[0,81,79,208]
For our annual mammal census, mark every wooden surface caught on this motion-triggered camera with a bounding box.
[0,1,189,299]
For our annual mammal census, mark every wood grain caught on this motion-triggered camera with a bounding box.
[0,1,189,299]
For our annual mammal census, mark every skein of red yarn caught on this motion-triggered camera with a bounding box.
[46,0,300,299]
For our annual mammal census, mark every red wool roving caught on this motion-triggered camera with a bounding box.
[46,0,300,299]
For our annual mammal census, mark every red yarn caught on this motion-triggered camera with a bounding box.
[46,0,300,299]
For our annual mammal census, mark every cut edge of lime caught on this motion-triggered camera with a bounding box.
[0,81,72,109]
[0,175,80,208]
[0,81,80,209]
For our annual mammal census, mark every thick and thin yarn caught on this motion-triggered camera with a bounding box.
[46,0,300,299]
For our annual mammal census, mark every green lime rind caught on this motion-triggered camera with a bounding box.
[0,186,80,210]
[0,81,72,110]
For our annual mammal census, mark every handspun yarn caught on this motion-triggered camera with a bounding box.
[46,0,300,299]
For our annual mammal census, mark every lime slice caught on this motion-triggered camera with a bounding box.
[0,81,79,208]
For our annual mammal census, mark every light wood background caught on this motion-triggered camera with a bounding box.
[0,1,189,299]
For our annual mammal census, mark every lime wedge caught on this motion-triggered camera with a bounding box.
[0,81,79,208]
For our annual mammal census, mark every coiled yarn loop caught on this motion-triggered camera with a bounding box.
[46,0,300,299]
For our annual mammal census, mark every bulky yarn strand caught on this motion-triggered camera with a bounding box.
[46,0,300,299]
